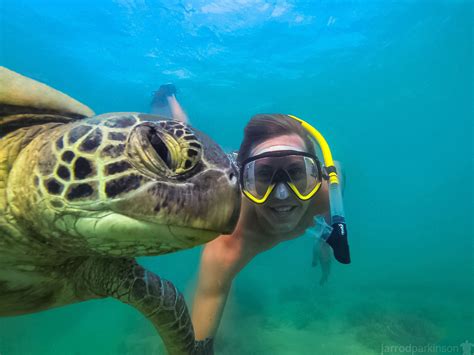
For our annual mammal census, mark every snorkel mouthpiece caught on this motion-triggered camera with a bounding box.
[288,115,351,264]
[326,221,350,264]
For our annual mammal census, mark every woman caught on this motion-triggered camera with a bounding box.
[191,113,335,341]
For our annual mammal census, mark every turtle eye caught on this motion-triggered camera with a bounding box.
[142,126,179,175]
[147,128,172,170]
[128,124,177,177]
[157,120,203,175]
[128,122,202,178]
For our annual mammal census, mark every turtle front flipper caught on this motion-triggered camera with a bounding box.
[0,66,94,136]
[74,257,213,355]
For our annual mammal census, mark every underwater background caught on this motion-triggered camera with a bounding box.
[0,0,472,354]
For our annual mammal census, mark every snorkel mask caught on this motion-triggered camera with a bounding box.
[240,150,323,204]
[240,115,351,264]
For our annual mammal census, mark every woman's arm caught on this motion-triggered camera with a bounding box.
[191,240,236,340]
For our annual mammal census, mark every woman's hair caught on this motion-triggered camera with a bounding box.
[237,114,316,167]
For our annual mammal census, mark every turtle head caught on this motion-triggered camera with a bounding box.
[9,113,241,255]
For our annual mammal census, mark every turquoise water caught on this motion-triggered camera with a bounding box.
[1,1,472,354]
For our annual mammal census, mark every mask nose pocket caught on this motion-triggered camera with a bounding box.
[274,182,290,199]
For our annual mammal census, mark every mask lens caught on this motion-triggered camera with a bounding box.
[242,159,275,199]
[287,156,320,197]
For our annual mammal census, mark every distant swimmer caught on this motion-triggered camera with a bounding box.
[151,83,189,123]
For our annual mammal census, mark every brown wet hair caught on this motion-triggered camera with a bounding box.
[237,114,317,167]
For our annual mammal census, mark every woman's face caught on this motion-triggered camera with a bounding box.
[248,134,312,234]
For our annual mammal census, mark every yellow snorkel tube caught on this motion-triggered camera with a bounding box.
[289,115,351,264]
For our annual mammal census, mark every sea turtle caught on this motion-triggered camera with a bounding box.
[0,67,241,354]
